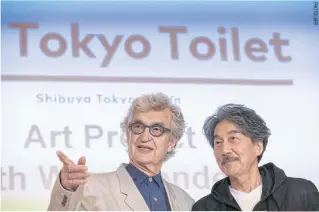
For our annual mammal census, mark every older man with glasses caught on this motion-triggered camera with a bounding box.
[47,92,194,211]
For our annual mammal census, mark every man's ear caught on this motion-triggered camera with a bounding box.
[168,138,178,153]
[255,141,264,157]
[124,132,130,145]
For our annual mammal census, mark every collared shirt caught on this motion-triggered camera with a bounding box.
[125,163,171,211]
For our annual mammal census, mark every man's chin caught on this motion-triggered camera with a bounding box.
[135,156,154,164]
[220,163,240,177]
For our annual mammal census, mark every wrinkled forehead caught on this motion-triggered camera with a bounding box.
[131,109,172,127]
[214,120,243,136]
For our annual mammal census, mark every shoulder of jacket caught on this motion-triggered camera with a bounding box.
[192,194,213,210]
[89,171,117,178]
[166,182,193,200]
[285,177,318,192]
[167,182,188,194]
[84,171,117,186]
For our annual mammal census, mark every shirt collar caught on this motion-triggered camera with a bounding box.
[125,163,165,190]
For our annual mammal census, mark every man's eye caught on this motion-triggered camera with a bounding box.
[132,123,143,128]
[214,141,221,145]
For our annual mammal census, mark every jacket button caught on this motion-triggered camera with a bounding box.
[62,195,68,206]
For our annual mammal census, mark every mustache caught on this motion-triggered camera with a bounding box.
[221,155,239,165]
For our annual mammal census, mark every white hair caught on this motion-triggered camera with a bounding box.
[120,92,186,160]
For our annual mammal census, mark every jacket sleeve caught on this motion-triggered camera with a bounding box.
[47,172,85,211]
[306,180,319,210]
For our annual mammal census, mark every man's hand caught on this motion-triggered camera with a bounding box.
[56,151,89,191]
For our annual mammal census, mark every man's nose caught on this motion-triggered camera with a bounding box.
[140,127,152,142]
[221,141,232,155]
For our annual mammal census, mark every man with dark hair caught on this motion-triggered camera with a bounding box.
[192,103,319,211]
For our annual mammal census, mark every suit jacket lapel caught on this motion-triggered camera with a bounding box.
[162,177,180,211]
[116,164,150,211]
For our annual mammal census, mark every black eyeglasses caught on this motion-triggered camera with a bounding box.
[129,121,171,137]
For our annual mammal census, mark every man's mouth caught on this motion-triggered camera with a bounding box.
[221,156,239,165]
[137,145,153,150]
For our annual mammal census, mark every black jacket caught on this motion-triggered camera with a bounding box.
[192,163,319,211]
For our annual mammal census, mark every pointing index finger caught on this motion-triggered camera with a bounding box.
[56,151,75,165]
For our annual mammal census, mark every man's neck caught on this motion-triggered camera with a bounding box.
[129,160,162,177]
[229,166,262,193]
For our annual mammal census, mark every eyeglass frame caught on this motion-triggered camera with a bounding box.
[128,121,172,137]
